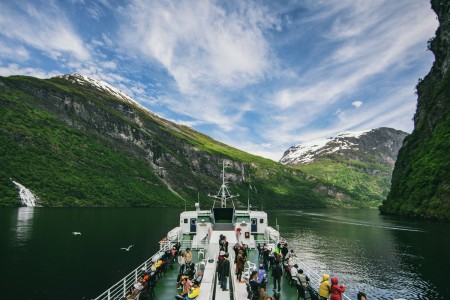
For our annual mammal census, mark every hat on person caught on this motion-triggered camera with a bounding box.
[219,251,225,255]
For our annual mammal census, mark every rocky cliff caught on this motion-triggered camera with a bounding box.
[0,74,338,208]
[380,0,450,220]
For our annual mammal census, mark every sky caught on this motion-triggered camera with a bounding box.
[0,0,439,161]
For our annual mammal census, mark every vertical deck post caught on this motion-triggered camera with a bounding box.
[123,278,127,298]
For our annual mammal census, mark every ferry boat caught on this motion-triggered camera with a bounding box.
[93,163,352,300]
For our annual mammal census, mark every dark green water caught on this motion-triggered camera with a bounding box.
[0,207,448,299]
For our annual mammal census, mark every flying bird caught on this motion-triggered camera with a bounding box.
[120,245,134,251]
[72,232,81,235]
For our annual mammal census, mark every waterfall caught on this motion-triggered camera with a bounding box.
[11,179,39,207]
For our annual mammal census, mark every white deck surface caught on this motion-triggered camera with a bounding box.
[197,229,250,300]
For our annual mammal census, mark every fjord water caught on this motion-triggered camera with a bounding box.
[0,208,448,300]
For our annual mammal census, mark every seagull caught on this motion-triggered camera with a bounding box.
[120,245,134,251]
[72,232,81,235]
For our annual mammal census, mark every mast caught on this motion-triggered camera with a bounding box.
[209,161,238,208]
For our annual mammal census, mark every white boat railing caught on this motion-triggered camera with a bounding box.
[253,236,351,300]
[93,239,173,300]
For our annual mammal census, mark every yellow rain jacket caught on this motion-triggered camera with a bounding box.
[319,274,331,298]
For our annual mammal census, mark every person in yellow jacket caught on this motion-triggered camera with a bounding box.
[176,280,200,299]
[319,274,331,300]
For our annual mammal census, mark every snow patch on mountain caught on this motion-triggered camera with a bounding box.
[11,179,39,207]
[56,74,155,116]
[279,129,372,165]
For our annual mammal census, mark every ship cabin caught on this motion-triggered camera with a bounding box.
[176,205,272,250]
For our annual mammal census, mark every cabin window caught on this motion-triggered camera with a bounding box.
[191,219,196,225]
[183,218,188,223]
[251,219,257,225]
[260,218,264,224]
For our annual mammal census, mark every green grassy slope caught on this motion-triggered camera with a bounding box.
[0,75,335,208]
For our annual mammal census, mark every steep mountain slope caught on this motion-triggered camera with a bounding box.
[381,0,450,220]
[1,74,343,208]
[280,128,408,207]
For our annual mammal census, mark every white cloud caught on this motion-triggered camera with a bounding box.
[352,101,363,108]
[118,0,277,94]
[0,2,90,61]
[0,63,59,78]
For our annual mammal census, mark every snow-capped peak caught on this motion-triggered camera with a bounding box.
[58,73,134,102]
[56,74,153,115]
[279,129,372,165]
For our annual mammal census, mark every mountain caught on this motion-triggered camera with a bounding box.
[279,128,408,208]
[380,0,450,220]
[1,73,350,208]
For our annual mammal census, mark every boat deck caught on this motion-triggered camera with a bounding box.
[147,249,300,300]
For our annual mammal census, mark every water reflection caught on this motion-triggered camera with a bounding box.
[14,207,34,244]
[272,209,441,300]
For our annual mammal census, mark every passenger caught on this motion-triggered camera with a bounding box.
[357,291,367,300]
[217,250,225,283]
[284,249,295,261]
[257,243,262,258]
[297,269,310,287]
[318,274,331,300]
[268,248,275,269]
[222,237,229,253]
[177,250,185,267]
[187,263,196,280]
[236,249,246,282]
[151,259,163,272]
[249,270,260,300]
[271,260,283,292]
[220,253,231,291]
[262,245,270,270]
[233,242,241,263]
[184,248,192,265]
[330,277,346,300]
[219,234,225,250]
[180,276,192,296]
[257,264,268,289]
[290,264,299,285]
[193,265,204,284]
[281,244,289,261]
[171,246,177,257]
[175,280,200,300]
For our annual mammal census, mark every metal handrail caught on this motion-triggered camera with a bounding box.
[279,237,352,300]
[253,237,351,300]
[93,240,173,300]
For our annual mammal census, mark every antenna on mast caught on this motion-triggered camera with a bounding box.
[208,160,238,208]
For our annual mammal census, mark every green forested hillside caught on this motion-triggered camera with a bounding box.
[380,0,450,220]
[297,158,392,208]
[0,75,336,208]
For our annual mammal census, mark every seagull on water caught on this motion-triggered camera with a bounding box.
[120,245,134,251]
[72,232,81,235]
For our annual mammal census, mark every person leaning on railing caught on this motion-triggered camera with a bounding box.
[319,274,331,300]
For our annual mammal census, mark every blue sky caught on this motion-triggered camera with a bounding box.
[0,0,438,161]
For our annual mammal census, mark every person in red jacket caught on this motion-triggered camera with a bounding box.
[330,277,346,300]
